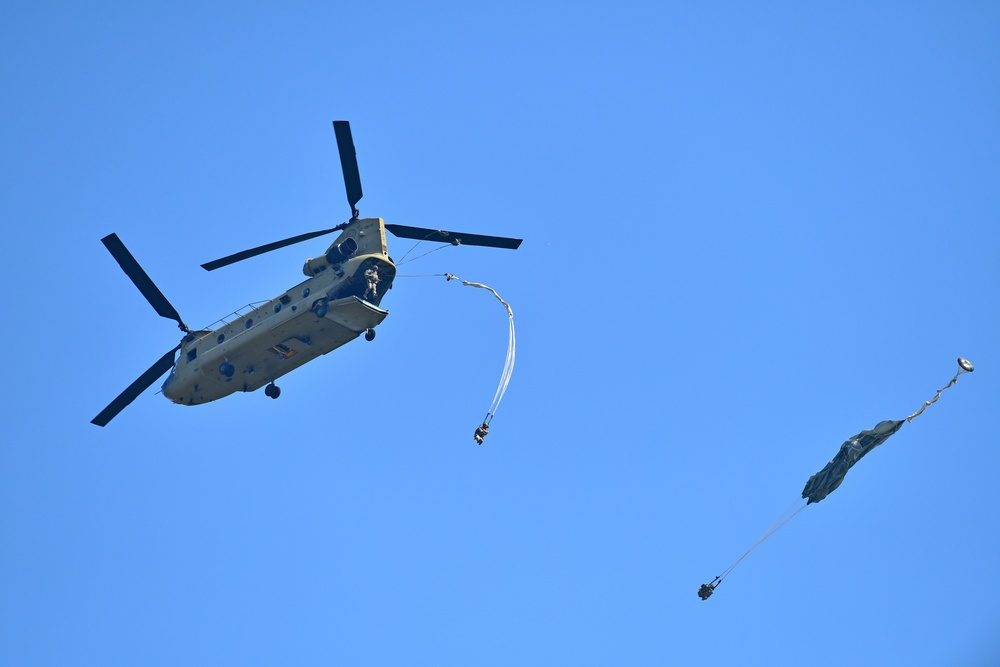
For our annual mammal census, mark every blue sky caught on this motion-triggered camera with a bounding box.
[2,2,998,665]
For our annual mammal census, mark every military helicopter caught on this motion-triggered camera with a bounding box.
[92,121,522,426]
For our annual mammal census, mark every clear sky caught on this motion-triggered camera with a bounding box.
[2,2,998,665]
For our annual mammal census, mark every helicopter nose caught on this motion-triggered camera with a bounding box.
[161,368,177,397]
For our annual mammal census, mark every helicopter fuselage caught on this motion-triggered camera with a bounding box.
[161,217,395,406]
[92,120,523,427]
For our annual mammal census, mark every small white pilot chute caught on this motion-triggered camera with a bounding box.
[444,273,516,444]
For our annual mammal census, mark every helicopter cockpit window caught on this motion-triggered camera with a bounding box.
[186,348,197,363]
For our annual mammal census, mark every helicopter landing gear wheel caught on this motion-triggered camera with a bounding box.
[312,298,329,319]
[264,383,281,399]
[365,328,376,341]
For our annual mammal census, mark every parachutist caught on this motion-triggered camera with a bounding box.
[474,423,489,445]
[701,358,976,596]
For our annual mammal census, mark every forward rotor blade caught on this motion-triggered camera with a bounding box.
[385,224,522,250]
[333,120,363,215]
[200,226,345,271]
[91,344,180,427]
[102,233,188,330]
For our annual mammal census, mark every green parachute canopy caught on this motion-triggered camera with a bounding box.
[801,419,904,504]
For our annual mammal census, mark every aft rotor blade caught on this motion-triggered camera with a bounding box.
[102,233,188,331]
[91,344,180,427]
[385,224,522,250]
[200,226,345,271]
[333,120,363,215]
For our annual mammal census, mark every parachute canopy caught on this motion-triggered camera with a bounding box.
[801,420,904,504]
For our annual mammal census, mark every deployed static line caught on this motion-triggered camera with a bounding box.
[698,358,976,601]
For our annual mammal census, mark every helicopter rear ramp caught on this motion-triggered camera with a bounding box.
[321,295,388,332]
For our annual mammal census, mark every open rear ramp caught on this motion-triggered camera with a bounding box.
[323,296,388,331]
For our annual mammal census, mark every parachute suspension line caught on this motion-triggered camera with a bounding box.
[486,304,516,425]
[907,357,975,423]
[714,499,808,587]
[445,273,516,444]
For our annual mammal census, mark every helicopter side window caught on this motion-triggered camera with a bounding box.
[246,318,253,329]
[186,348,197,363]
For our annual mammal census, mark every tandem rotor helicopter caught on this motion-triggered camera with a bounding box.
[92,121,522,427]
